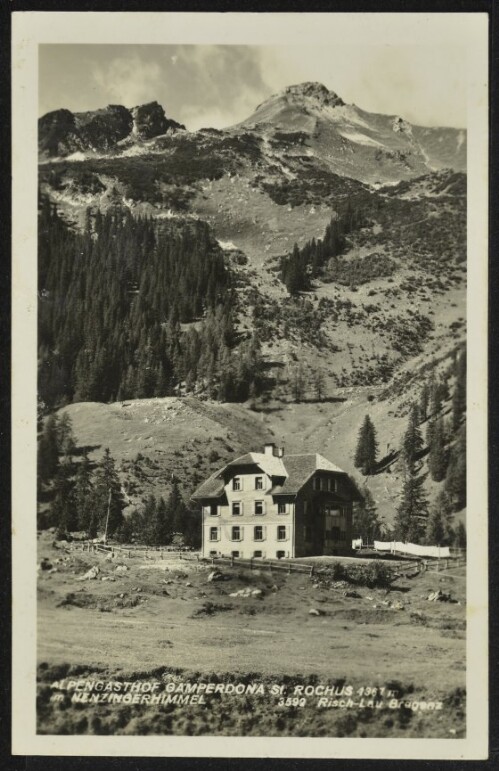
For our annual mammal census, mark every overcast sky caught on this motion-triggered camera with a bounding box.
[39,44,467,129]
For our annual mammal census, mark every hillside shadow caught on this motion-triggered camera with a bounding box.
[255,395,347,413]
[74,444,102,457]
[300,396,348,405]
[373,450,398,474]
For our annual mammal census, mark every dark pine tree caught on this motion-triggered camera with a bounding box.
[427,489,454,546]
[428,415,447,482]
[444,427,466,511]
[155,496,173,545]
[425,502,446,546]
[92,448,125,538]
[73,451,95,536]
[429,378,443,417]
[51,460,77,536]
[38,414,60,484]
[354,415,378,475]
[168,478,188,536]
[394,459,429,543]
[141,494,158,545]
[419,382,430,423]
[401,404,424,465]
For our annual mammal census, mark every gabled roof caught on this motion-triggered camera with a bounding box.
[191,451,348,501]
[227,451,287,479]
[270,453,346,495]
[190,470,226,500]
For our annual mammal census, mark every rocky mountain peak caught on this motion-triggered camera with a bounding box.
[283,81,345,107]
[130,101,185,139]
[39,101,185,159]
[392,115,413,135]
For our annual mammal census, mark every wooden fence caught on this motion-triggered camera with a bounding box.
[71,542,465,576]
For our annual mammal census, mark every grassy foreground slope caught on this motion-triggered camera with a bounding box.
[37,533,465,737]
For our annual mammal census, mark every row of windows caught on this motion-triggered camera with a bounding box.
[313,476,338,492]
[209,501,287,516]
[209,550,289,559]
[231,475,338,493]
[232,476,264,491]
[209,525,289,542]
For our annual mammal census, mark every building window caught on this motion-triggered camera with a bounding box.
[331,526,341,541]
[232,477,241,491]
[209,527,219,542]
[277,502,286,514]
[253,550,263,558]
[231,526,241,541]
[276,550,285,559]
[231,551,240,558]
[254,525,264,541]
[255,477,263,490]
[313,476,320,491]
[209,504,218,516]
[254,500,264,515]
[328,477,338,492]
[232,502,242,516]
[277,525,287,541]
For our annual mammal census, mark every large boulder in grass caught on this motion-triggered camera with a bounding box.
[77,566,99,581]
[207,570,224,582]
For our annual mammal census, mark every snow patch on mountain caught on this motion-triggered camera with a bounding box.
[338,130,384,148]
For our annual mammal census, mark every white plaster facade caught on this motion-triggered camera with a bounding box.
[202,469,295,559]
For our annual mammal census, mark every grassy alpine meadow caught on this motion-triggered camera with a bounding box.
[37,532,466,737]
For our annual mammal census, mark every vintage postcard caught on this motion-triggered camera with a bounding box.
[11,10,488,759]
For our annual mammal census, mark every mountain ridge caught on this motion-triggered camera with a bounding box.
[39,100,185,160]
[39,82,466,184]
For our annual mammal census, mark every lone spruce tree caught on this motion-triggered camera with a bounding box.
[93,448,125,538]
[402,404,424,464]
[394,458,429,543]
[426,489,454,545]
[428,415,447,481]
[354,415,378,475]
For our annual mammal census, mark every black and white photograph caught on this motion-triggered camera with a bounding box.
[11,10,488,759]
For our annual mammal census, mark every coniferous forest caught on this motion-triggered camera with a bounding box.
[38,199,264,408]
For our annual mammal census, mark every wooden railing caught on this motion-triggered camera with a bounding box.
[70,542,466,575]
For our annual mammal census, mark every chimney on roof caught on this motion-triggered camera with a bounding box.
[264,442,284,457]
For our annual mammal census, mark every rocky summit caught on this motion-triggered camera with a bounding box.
[39,100,185,159]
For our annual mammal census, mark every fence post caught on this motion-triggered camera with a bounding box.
[310,565,315,578]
